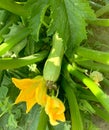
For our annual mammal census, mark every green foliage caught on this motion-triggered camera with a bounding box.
[0,86,8,99]
[25,0,49,42]
[48,0,96,60]
[53,122,71,130]
[0,0,109,130]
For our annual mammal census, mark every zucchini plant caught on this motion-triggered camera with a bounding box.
[0,0,109,130]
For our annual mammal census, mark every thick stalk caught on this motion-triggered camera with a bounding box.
[0,50,48,70]
[67,64,109,113]
[76,47,109,65]
[89,18,109,26]
[37,108,48,130]
[75,60,109,72]
[62,78,83,130]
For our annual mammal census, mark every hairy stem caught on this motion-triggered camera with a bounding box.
[67,63,109,113]
[76,47,109,65]
[0,50,48,70]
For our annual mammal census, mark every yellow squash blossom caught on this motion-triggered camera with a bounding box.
[12,76,66,126]
[45,96,65,126]
[12,76,47,113]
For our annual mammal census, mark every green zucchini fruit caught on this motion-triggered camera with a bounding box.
[43,32,64,82]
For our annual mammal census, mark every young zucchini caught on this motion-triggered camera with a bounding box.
[43,32,64,82]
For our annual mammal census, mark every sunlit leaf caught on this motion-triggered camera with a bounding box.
[48,0,96,60]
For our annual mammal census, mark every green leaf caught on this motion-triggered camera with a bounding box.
[0,113,18,130]
[1,74,12,88]
[0,26,30,56]
[0,113,9,130]
[53,122,71,130]
[18,105,41,130]
[47,0,69,47]
[0,86,8,99]
[7,114,17,129]
[1,74,19,101]
[25,0,49,42]
[0,15,18,42]
[3,23,24,42]
[24,36,45,55]
[48,0,96,60]
[64,123,71,130]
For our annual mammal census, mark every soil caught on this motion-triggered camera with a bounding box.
[93,115,109,130]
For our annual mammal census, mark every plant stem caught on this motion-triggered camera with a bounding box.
[89,18,109,26]
[78,93,98,102]
[0,0,29,17]
[76,47,109,65]
[75,60,109,72]
[0,50,48,70]
[37,108,48,130]
[67,64,109,113]
[96,4,109,17]
[62,78,83,130]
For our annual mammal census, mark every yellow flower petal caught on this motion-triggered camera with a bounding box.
[45,96,65,126]
[49,112,65,126]
[12,78,39,89]
[35,79,47,106]
[12,76,46,113]
[49,115,59,126]
[15,88,36,104]
[26,98,37,113]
